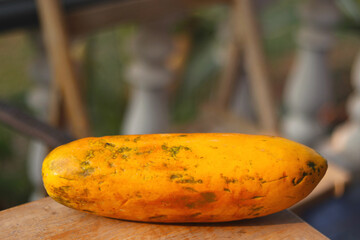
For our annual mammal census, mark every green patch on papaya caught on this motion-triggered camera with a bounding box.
[185,192,216,209]
[136,150,152,155]
[201,192,216,203]
[162,144,191,158]
[117,147,132,153]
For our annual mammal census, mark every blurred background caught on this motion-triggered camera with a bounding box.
[0,0,360,238]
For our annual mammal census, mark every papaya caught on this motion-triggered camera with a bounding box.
[42,133,327,223]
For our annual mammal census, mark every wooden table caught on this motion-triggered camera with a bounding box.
[0,197,328,239]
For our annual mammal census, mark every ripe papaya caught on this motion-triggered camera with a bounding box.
[42,133,327,223]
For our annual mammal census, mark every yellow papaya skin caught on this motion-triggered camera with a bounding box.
[42,133,327,223]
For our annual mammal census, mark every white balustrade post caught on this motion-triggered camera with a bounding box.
[122,23,174,135]
[282,0,339,146]
[26,33,51,201]
[328,50,360,170]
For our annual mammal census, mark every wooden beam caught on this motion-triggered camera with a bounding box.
[36,0,91,138]
[0,100,73,148]
[234,0,278,134]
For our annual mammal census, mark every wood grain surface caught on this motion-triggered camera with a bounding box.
[0,197,328,239]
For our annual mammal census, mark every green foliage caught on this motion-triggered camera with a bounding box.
[84,26,135,136]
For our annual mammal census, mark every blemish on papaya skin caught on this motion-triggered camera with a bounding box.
[149,215,167,220]
[104,142,116,149]
[178,134,188,137]
[133,136,141,143]
[201,192,216,203]
[79,167,95,177]
[51,186,72,205]
[82,209,95,214]
[117,147,132,153]
[183,187,198,192]
[292,172,308,186]
[58,176,75,181]
[224,188,231,192]
[82,188,90,197]
[251,206,264,212]
[86,150,95,160]
[80,160,91,167]
[221,174,238,184]
[186,202,196,209]
[169,173,202,184]
[176,177,203,184]
[52,195,71,206]
[261,175,288,184]
[252,196,264,199]
[170,174,183,180]
[307,161,317,172]
[190,212,202,217]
